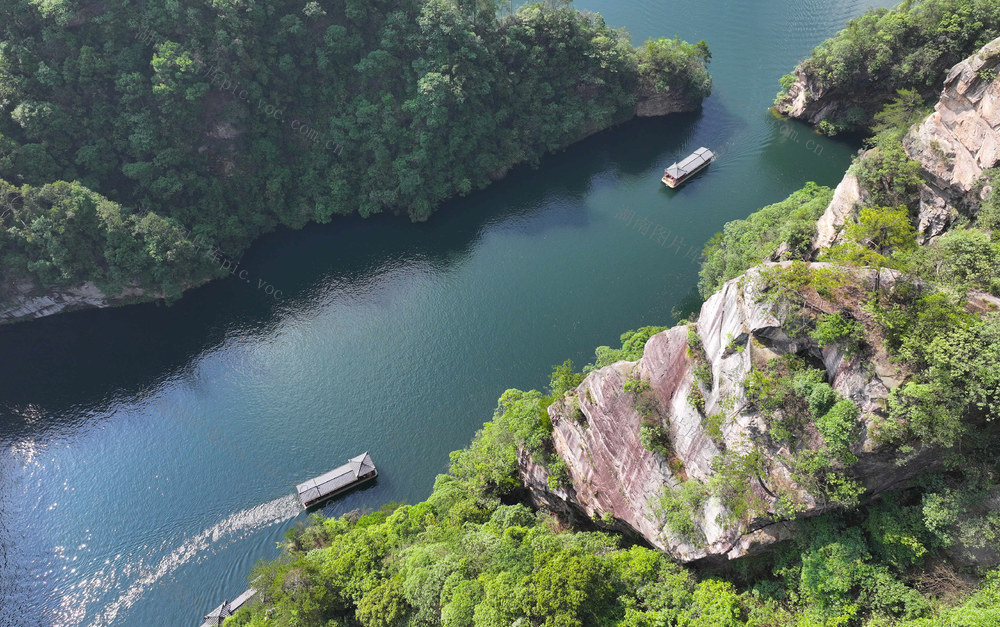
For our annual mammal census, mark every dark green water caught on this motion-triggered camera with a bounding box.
[0,1,896,624]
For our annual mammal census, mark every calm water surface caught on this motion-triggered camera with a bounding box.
[0,0,895,624]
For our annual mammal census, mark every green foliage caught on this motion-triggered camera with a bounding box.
[0,179,217,297]
[703,412,726,446]
[686,326,705,360]
[550,359,585,397]
[872,89,930,141]
[449,388,554,498]
[699,182,834,297]
[687,383,706,415]
[921,468,1000,562]
[693,362,713,389]
[743,354,863,507]
[849,206,919,257]
[910,227,1000,294]
[864,500,931,571]
[636,37,713,102]
[878,382,964,448]
[233,328,1000,627]
[811,312,866,356]
[623,376,650,395]
[235,466,712,626]
[708,448,770,526]
[639,423,672,458]
[866,288,973,366]
[911,569,1000,626]
[745,355,821,442]
[679,579,744,626]
[593,326,667,369]
[658,480,708,545]
[356,577,408,627]
[976,167,1000,230]
[774,73,798,105]
[772,508,934,625]
[0,1,711,301]
[817,119,840,137]
[925,314,1000,420]
[823,204,919,280]
[855,141,925,209]
[781,0,1000,132]
[815,399,860,463]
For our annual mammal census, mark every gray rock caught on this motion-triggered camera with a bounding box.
[520,264,932,563]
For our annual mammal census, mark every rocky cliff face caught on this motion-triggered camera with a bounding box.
[0,281,153,325]
[519,263,939,563]
[774,66,848,126]
[902,37,1000,238]
[811,36,1000,251]
[635,87,701,118]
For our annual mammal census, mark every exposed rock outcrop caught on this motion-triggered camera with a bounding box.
[520,263,931,563]
[0,281,152,324]
[635,87,702,118]
[902,37,1000,238]
[774,67,846,126]
[811,171,862,252]
[810,36,1000,251]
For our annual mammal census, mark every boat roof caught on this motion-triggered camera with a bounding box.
[296,452,375,505]
[665,147,714,178]
[203,602,231,623]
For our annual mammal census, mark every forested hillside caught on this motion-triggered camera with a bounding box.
[0,0,710,306]
[774,0,1000,134]
[226,321,1000,626]
[222,26,1000,626]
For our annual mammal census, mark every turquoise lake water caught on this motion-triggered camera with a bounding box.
[0,0,895,624]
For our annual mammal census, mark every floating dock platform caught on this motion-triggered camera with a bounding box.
[202,588,257,626]
[661,147,715,188]
[296,452,377,508]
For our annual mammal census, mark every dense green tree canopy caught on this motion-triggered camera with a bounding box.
[0,0,711,302]
[777,0,1000,133]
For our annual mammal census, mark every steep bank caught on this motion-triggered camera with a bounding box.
[773,0,1000,134]
[517,34,1000,566]
[903,37,1000,237]
[0,281,156,324]
[812,35,1000,250]
[519,263,948,563]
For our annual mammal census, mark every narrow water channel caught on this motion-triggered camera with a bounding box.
[0,0,894,624]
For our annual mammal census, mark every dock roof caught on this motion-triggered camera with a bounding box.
[665,147,714,179]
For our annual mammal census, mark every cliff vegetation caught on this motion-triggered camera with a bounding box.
[774,0,1000,135]
[223,33,1000,627]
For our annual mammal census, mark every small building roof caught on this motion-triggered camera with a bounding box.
[348,452,375,477]
[203,602,231,626]
[296,452,376,506]
[665,147,714,179]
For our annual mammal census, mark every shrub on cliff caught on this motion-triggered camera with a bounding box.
[592,325,667,369]
[699,182,834,298]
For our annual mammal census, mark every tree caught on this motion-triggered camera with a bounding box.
[824,205,917,291]
[847,206,917,258]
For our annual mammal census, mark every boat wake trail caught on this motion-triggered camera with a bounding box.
[59,495,301,626]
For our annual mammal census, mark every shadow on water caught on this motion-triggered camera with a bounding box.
[0,112,703,431]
